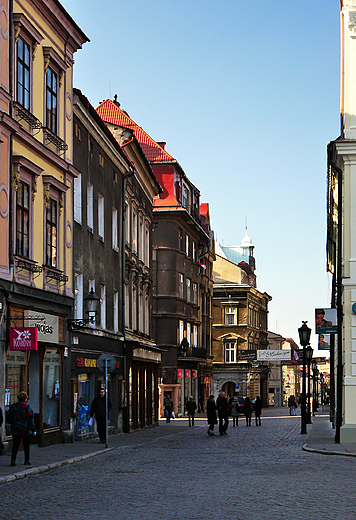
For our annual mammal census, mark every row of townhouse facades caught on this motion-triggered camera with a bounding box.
[0,0,218,446]
[0,0,272,448]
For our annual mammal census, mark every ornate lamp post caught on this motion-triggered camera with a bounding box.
[311,358,317,416]
[298,321,311,434]
[305,346,313,423]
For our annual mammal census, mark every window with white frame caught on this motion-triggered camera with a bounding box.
[225,307,237,325]
[74,173,82,224]
[193,325,198,348]
[193,283,198,304]
[98,194,104,240]
[46,199,57,267]
[139,215,144,261]
[87,182,93,231]
[179,320,184,343]
[88,279,95,327]
[183,184,189,209]
[112,208,118,251]
[187,323,191,346]
[186,278,191,302]
[125,283,130,329]
[225,342,235,363]
[145,223,150,267]
[113,290,119,333]
[132,206,137,253]
[74,273,83,320]
[179,273,184,299]
[125,201,130,245]
[185,235,189,256]
[100,284,106,329]
[132,286,137,330]
[192,241,196,262]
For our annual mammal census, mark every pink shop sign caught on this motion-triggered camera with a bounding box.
[10,327,38,351]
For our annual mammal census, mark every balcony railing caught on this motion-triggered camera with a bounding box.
[178,346,207,359]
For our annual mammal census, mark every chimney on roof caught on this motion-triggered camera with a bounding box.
[157,141,166,150]
[113,94,120,107]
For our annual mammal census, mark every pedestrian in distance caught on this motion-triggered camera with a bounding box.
[244,396,253,427]
[185,396,197,427]
[164,393,174,423]
[254,396,262,426]
[0,405,4,456]
[216,391,229,435]
[90,388,112,443]
[207,395,217,435]
[8,391,36,466]
[231,397,239,427]
[288,395,297,416]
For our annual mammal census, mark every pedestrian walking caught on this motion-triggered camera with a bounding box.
[231,397,239,427]
[185,396,197,426]
[216,391,229,435]
[254,396,262,426]
[288,395,297,416]
[244,396,253,427]
[0,405,4,456]
[207,395,217,435]
[9,391,36,466]
[164,393,174,423]
[90,388,112,443]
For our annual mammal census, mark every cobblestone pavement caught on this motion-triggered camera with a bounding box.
[2,408,355,520]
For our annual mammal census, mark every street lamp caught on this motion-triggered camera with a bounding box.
[67,288,100,330]
[305,346,313,424]
[311,358,317,416]
[298,321,311,435]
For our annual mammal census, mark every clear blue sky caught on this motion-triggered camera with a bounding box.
[61,0,340,351]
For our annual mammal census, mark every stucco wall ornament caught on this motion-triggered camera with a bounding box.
[349,12,356,34]
[43,189,50,208]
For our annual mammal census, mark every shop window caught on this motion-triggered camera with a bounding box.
[43,349,61,429]
[77,375,90,434]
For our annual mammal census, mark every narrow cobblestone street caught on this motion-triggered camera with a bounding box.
[1,408,355,520]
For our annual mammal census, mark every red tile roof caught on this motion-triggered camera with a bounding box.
[96,99,175,163]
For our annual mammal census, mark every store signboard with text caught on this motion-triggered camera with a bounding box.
[24,310,59,343]
[10,327,37,350]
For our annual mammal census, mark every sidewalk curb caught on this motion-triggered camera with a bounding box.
[302,443,356,458]
[0,447,113,485]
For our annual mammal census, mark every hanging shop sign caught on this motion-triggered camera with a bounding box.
[192,370,197,378]
[10,327,38,351]
[177,369,183,378]
[185,369,191,378]
[24,310,59,343]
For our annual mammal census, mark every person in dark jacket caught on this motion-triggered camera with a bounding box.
[185,396,197,426]
[231,398,239,427]
[244,396,253,427]
[216,391,229,435]
[10,391,36,466]
[254,396,262,426]
[164,394,174,423]
[207,395,217,435]
[90,388,112,443]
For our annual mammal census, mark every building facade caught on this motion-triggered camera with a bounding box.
[95,97,163,431]
[0,0,87,446]
[327,1,356,441]
[96,97,214,417]
[212,239,271,406]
